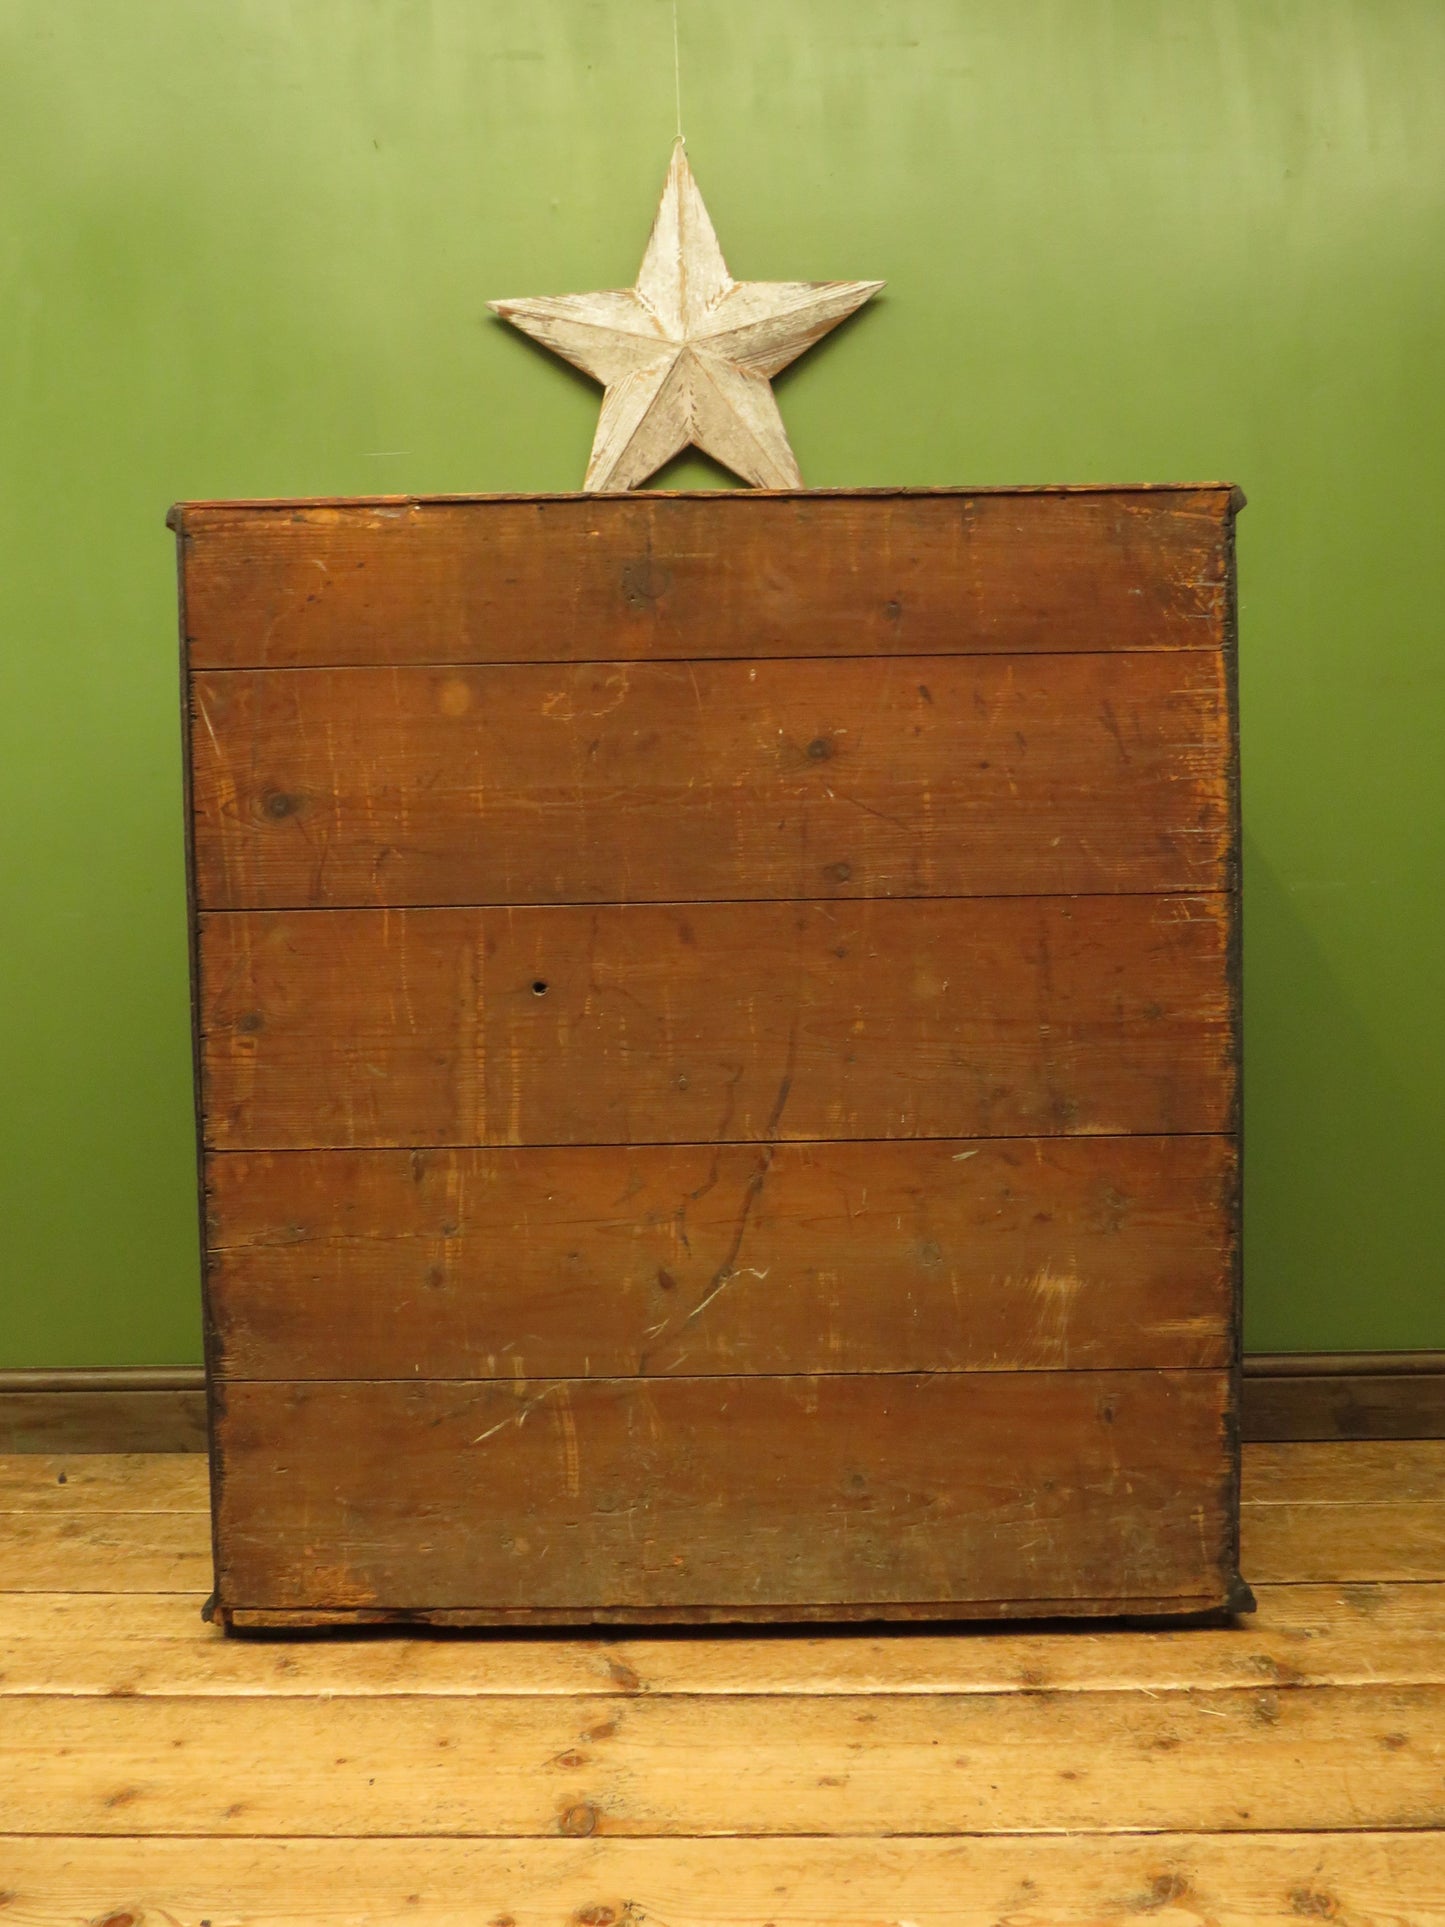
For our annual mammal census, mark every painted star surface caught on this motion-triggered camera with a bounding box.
[490,145,883,491]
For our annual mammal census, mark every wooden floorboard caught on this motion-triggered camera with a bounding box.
[1243,1440,1445,1583]
[0,1441,1441,1922]
[0,1581,1441,1697]
[6,1683,1445,1836]
[3,1833,1445,1927]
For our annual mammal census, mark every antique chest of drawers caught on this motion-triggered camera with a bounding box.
[173,484,1249,1629]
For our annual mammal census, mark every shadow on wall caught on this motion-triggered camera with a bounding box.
[1242,833,1439,1353]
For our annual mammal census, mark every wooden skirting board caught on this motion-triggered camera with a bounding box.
[1243,1351,1445,1442]
[0,1371,210,1454]
[0,1354,1442,1453]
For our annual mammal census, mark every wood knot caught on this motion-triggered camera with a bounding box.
[1134,1872,1192,1912]
[560,1801,599,1837]
[1290,1890,1340,1919]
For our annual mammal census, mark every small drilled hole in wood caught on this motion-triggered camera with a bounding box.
[531,980,549,996]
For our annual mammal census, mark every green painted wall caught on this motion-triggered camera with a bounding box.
[2,0,1441,1366]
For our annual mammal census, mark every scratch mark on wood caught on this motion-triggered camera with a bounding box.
[471,1381,569,1447]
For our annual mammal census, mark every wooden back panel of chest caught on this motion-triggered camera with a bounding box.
[174,486,1246,1628]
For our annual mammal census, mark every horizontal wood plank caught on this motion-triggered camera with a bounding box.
[5,1359,1439,1453]
[4,1832,1443,1927]
[0,1454,208,1511]
[200,895,1236,1149]
[1244,1368,1445,1441]
[6,1441,1437,1593]
[189,651,1232,909]
[1246,1438,1445,1499]
[2,1682,1440,1836]
[0,1388,209,1454]
[212,1371,1233,1615]
[178,489,1233,669]
[0,1510,213,1594]
[205,1135,1234,1380]
[1243,1440,1445,1583]
[1,1582,1441,1698]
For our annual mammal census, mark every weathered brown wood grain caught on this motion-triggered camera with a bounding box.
[7,1442,1441,1596]
[204,1135,1234,1380]
[0,1386,208,1454]
[188,651,1231,908]
[7,1361,1440,1454]
[176,489,1233,669]
[199,894,1235,1150]
[178,485,1244,1628]
[212,1369,1233,1615]
[1242,1364,1445,1441]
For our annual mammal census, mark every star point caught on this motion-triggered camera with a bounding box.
[490,145,883,492]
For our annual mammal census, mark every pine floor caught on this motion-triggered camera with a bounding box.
[0,1441,1443,1925]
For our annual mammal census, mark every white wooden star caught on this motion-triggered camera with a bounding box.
[490,143,884,492]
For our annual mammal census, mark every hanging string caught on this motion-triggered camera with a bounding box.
[672,0,685,144]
